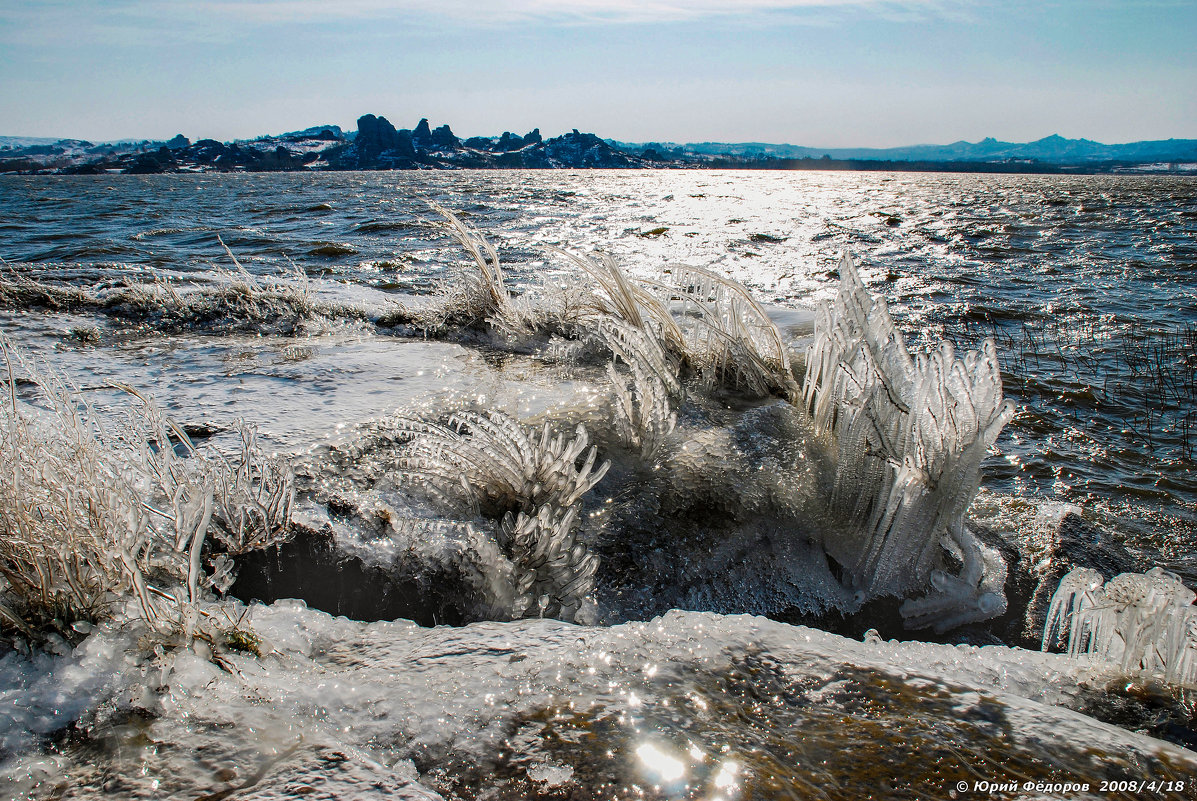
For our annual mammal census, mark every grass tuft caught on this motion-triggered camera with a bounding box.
[0,336,294,644]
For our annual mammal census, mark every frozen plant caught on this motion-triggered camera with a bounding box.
[0,338,295,644]
[657,264,798,399]
[209,425,295,555]
[803,253,1014,626]
[1043,567,1197,686]
[419,205,531,335]
[390,410,608,518]
[549,247,684,351]
[595,317,681,460]
[0,260,341,337]
[0,266,90,313]
[500,504,597,621]
[389,409,609,621]
[115,242,321,335]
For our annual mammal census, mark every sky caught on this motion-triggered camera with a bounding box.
[0,0,1193,147]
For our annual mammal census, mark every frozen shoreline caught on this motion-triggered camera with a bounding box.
[4,603,1194,799]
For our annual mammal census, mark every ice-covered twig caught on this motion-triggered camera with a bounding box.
[501,503,598,621]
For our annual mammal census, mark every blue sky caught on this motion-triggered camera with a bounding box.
[1,0,1192,145]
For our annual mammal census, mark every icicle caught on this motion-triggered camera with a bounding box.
[1042,567,1197,687]
[1042,567,1104,653]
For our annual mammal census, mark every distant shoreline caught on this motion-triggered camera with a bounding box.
[3,162,1194,176]
[3,115,1194,176]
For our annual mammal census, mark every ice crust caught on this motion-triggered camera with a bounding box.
[2,603,1191,799]
[804,253,1015,629]
[1044,567,1197,686]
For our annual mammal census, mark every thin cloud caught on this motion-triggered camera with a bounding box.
[0,0,964,49]
[71,0,955,27]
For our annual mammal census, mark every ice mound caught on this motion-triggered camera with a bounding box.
[2,603,1192,799]
[1044,567,1197,686]
[804,253,1015,630]
[230,237,1024,631]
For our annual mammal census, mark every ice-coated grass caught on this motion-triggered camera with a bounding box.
[804,253,1015,629]
[596,317,680,460]
[1043,567,1197,686]
[0,337,294,644]
[658,262,799,399]
[2,212,1024,635]
[389,410,608,519]
[0,267,90,313]
[0,244,367,337]
[547,246,685,352]
[386,409,609,621]
[366,222,1020,629]
[413,205,532,336]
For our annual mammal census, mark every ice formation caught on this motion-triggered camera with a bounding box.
[387,410,609,620]
[804,253,1015,628]
[0,260,351,336]
[0,339,294,641]
[3,605,1192,799]
[418,205,531,334]
[548,247,684,351]
[596,316,680,459]
[1043,567,1197,686]
[659,263,799,399]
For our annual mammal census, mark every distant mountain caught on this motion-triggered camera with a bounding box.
[2,121,1194,175]
[0,115,652,174]
[615,134,1197,165]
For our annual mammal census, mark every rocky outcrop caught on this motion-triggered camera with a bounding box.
[534,130,646,168]
[411,118,433,149]
[493,129,541,151]
[461,129,543,154]
[430,124,460,149]
[354,114,415,168]
[2,115,653,173]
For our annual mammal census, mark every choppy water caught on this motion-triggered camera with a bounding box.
[2,170,1194,573]
[3,170,1197,799]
